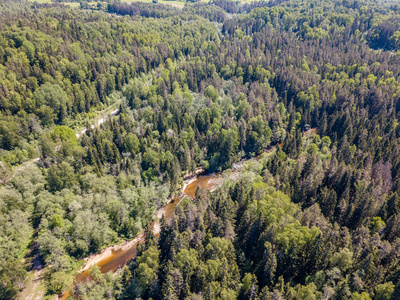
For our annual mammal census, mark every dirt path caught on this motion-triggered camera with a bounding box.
[15,108,120,300]
[58,174,197,299]
[76,175,197,274]
[3,158,40,185]
[76,108,119,138]
[3,108,120,186]
[18,253,45,300]
[163,2,184,9]
[58,150,277,299]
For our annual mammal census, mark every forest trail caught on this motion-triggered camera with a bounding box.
[72,174,198,275]
[18,253,46,300]
[76,108,120,138]
[163,2,184,9]
[15,108,120,300]
[4,108,120,185]
[18,247,60,300]
[59,175,198,300]
[59,149,276,299]
[4,157,40,184]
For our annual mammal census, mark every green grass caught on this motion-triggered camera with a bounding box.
[121,0,187,8]
[17,261,47,300]
[29,0,81,7]
[63,2,80,7]
[30,0,263,9]
[122,0,157,2]
[121,0,265,8]
[30,0,52,3]
[161,1,186,7]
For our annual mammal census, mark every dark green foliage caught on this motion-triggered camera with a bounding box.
[1,0,400,298]
[0,256,27,300]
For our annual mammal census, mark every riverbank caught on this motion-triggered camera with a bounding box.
[59,174,200,299]
[60,149,276,298]
[73,173,199,275]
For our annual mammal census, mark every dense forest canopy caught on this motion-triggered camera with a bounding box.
[1,0,400,299]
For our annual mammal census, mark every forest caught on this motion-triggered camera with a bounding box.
[1,0,400,299]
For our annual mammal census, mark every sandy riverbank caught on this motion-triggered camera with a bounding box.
[80,232,144,272]
[78,174,198,273]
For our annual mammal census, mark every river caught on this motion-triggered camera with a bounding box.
[60,146,275,299]
[60,171,222,299]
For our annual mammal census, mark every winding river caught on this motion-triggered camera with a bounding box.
[60,171,222,299]
[60,146,275,299]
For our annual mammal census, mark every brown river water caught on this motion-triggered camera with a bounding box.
[61,172,222,299]
[60,147,275,298]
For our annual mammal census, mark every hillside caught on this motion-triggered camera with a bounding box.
[1,0,400,299]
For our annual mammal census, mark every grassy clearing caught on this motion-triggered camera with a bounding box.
[17,272,45,300]
[121,0,265,8]
[63,2,80,7]
[18,250,85,300]
[30,0,263,10]
[29,0,81,7]
[17,253,47,300]
[30,0,52,3]
[121,0,187,8]
[161,1,186,8]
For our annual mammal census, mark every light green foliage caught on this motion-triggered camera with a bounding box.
[46,162,76,192]
[276,221,321,253]
[204,85,219,101]
[248,183,322,253]
[235,98,250,120]
[0,208,33,257]
[34,83,70,122]
[297,85,321,109]
[220,288,237,300]
[136,246,160,287]
[0,256,27,299]
[369,217,385,233]
[46,271,72,295]
[52,126,78,146]
[321,136,331,148]
[374,282,395,300]
[51,214,65,228]
[125,133,140,154]
[1,0,400,298]
[174,248,199,280]
[296,283,322,300]
[351,292,372,300]
[242,273,258,295]
[330,248,353,272]
[70,210,115,256]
